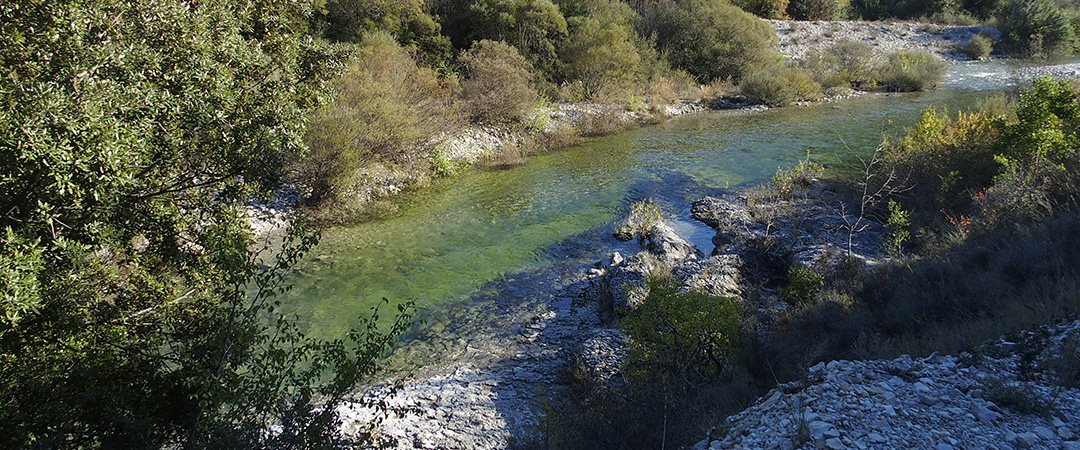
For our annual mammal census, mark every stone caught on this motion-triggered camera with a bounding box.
[935,444,955,450]
[1035,426,1056,440]
[1015,432,1038,449]
[972,401,1002,422]
[825,437,847,450]
[1058,427,1075,440]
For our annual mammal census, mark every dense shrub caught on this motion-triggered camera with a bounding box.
[733,0,792,19]
[622,277,744,389]
[850,0,960,19]
[982,77,1080,224]
[653,0,779,82]
[962,33,994,59]
[561,17,644,99]
[741,64,822,106]
[877,107,999,225]
[461,40,539,124]
[998,0,1077,56]
[299,32,463,208]
[441,0,569,79]
[798,39,876,89]
[315,0,454,66]
[0,1,410,447]
[780,266,826,307]
[877,49,947,92]
[788,0,843,19]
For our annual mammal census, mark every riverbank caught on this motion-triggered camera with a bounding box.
[769,19,1000,61]
[334,177,890,447]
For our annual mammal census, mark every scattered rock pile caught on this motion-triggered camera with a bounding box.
[768,20,1000,61]
[700,320,1080,450]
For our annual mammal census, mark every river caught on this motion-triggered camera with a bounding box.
[279,60,1038,348]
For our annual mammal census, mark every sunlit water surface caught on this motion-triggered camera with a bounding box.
[279,60,1038,346]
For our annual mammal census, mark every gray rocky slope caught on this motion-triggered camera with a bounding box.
[700,320,1080,450]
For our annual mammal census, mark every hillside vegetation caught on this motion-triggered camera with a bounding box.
[3,0,1079,447]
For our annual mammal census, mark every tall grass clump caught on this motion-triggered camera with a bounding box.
[877,50,947,92]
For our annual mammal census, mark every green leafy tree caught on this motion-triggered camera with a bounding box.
[998,0,1078,56]
[442,0,569,79]
[561,17,644,99]
[0,1,411,447]
[653,0,778,83]
[314,0,454,67]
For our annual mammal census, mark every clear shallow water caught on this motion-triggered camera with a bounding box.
[281,66,1010,341]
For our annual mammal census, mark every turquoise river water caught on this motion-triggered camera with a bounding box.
[280,60,1032,342]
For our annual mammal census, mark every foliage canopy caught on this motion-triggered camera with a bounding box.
[0,1,411,447]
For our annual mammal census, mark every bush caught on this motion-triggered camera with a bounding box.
[621,277,744,389]
[788,0,842,20]
[850,0,958,19]
[733,0,792,18]
[998,0,1077,57]
[798,39,876,89]
[299,31,463,209]
[877,50,947,92]
[461,40,539,124]
[771,153,825,197]
[962,33,994,59]
[444,0,568,79]
[779,266,825,307]
[561,17,644,100]
[741,64,822,107]
[654,0,780,83]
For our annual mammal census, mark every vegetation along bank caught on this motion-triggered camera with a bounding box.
[7,0,1080,448]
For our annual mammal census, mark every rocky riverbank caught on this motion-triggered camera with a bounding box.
[768,20,1000,61]
[336,181,890,448]
[701,319,1080,450]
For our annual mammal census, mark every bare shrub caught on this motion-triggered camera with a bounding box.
[461,40,538,125]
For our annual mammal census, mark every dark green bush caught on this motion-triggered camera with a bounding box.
[963,33,994,59]
[998,0,1077,56]
[461,40,539,124]
[788,0,843,19]
[877,50,947,92]
[654,0,779,83]
[622,277,743,390]
[733,0,792,18]
[780,266,825,307]
[442,0,569,79]
[851,0,959,19]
